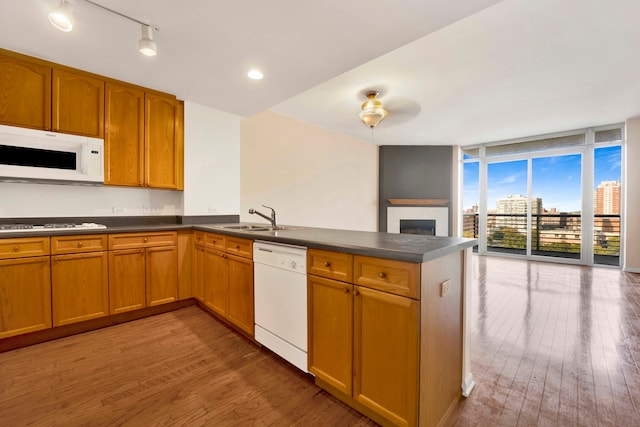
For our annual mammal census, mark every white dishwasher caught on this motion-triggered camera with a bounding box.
[253,240,308,372]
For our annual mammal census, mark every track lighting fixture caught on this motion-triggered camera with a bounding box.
[138,25,157,57]
[48,0,73,32]
[48,0,159,57]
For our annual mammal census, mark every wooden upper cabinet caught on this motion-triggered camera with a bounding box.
[104,82,145,186]
[0,52,51,130]
[52,68,104,138]
[145,92,181,189]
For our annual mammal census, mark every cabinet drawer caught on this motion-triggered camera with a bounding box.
[108,231,177,250]
[51,234,107,254]
[0,237,50,259]
[225,236,252,259]
[353,256,420,299]
[308,249,353,283]
[194,231,225,250]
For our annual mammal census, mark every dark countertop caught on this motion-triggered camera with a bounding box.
[196,224,477,263]
[1,222,476,263]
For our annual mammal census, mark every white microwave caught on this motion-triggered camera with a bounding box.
[0,124,104,185]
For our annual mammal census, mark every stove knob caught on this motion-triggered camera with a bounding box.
[290,260,297,269]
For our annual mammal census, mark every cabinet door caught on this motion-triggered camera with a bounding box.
[203,248,227,316]
[193,245,205,302]
[52,68,104,138]
[51,252,109,326]
[109,249,146,314]
[353,286,419,427]
[145,92,180,189]
[226,253,254,336]
[0,256,51,338]
[0,53,51,130]
[104,82,145,186]
[308,275,353,395]
[146,245,178,306]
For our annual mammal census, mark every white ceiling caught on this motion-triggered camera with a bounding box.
[2,0,640,146]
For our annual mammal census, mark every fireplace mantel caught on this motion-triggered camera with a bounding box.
[388,198,449,206]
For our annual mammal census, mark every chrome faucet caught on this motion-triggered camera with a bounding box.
[248,205,280,229]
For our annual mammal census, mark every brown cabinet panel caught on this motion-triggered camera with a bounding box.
[0,256,51,338]
[353,255,420,299]
[308,275,353,395]
[104,82,145,186]
[226,253,254,335]
[0,237,49,259]
[307,249,353,282]
[177,230,193,300]
[52,68,104,138]
[108,231,177,250]
[51,251,109,326]
[193,245,206,302]
[51,234,107,254]
[0,52,51,130]
[353,286,419,427]
[225,236,252,259]
[109,248,146,314]
[145,92,179,189]
[203,248,227,316]
[146,245,178,306]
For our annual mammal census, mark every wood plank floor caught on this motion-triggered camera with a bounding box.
[451,256,640,426]
[1,255,639,426]
[0,307,376,426]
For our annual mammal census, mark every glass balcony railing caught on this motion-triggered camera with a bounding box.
[462,213,620,265]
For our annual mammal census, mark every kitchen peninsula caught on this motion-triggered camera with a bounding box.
[0,221,476,427]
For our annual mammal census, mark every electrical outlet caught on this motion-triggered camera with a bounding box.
[208,207,218,213]
[112,207,126,214]
[440,279,451,297]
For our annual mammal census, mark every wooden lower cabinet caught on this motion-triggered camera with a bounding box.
[308,276,353,395]
[0,256,51,338]
[354,286,419,426]
[108,232,178,314]
[226,253,254,335]
[309,275,419,426]
[51,251,109,326]
[146,245,178,306]
[109,249,146,314]
[194,233,254,337]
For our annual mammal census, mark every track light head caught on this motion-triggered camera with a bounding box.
[138,25,157,56]
[48,0,73,32]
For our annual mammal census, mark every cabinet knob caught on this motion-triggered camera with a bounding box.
[235,245,240,250]
[343,287,350,293]
[324,261,331,268]
[140,249,144,254]
[143,238,148,243]
[353,289,360,296]
[378,272,386,279]
[77,242,83,247]
[13,245,19,252]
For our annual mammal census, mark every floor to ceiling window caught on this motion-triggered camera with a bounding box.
[462,125,623,266]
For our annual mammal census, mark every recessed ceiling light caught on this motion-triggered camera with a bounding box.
[247,69,264,80]
[48,0,74,32]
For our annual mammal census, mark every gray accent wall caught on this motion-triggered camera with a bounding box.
[379,145,453,232]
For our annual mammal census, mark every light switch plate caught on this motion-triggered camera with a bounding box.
[440,279,451,297]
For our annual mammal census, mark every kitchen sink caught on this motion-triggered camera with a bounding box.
[217,224,303,232]
[219,225,270,231]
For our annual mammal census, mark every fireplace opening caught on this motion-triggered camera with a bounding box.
[400,219,436,235]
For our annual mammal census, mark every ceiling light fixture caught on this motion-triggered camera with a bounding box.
[48,0,74,32]
[48,0,159,57]
[359,91,387,128]
[138,24,157,56]
[247,69,264,80]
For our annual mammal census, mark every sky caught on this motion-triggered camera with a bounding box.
[463,146,622,213]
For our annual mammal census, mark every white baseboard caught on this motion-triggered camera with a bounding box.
[461,372,476,397]
[623,266,640,273]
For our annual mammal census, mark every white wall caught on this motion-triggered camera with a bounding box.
[0,182,182,218]
[183,101,241,216]
[624,117,640,272]
[240,111,377,231]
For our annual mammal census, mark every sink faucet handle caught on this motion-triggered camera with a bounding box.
[262,205,276,219]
